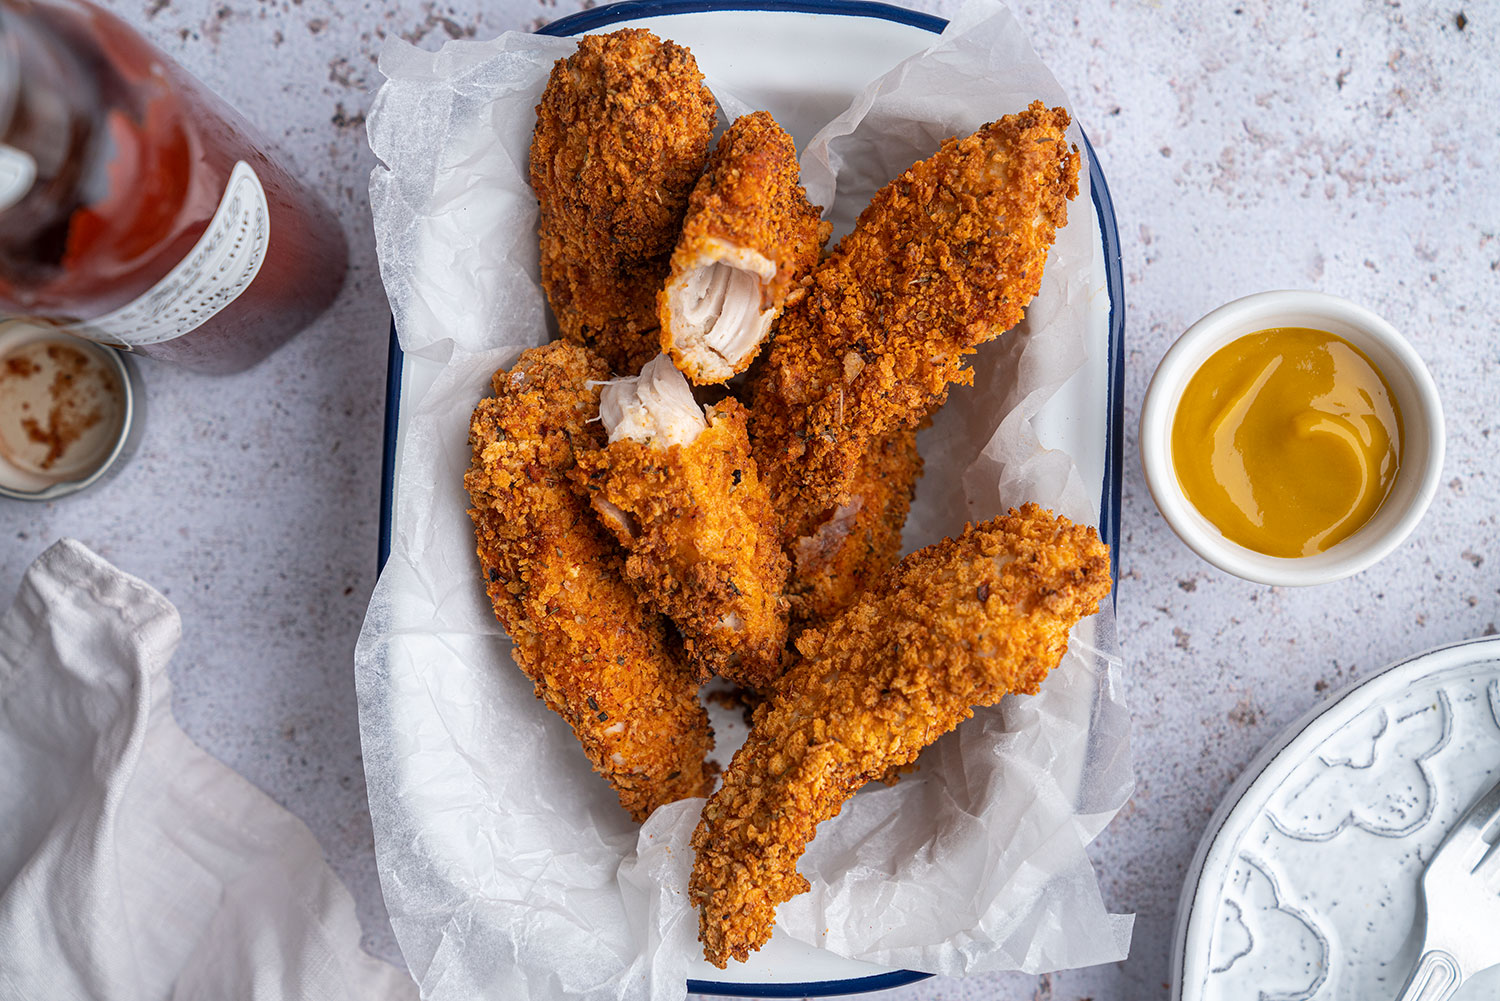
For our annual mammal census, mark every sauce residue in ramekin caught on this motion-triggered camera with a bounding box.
[0,329,125,493]
[1171,327,1403,558]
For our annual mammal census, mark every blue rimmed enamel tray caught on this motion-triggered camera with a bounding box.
[377,1,1125,993]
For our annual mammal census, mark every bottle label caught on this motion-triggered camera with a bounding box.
[0,144,37,214]
[84,161,270,347]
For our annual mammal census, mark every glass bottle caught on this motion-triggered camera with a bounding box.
[0,0,347,374]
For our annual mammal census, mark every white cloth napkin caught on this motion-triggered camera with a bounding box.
[0,539,417,1001]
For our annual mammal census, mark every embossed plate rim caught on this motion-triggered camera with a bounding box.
[1171,634,1500,1000]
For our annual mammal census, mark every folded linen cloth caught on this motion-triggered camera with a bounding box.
[0,539,416,1001]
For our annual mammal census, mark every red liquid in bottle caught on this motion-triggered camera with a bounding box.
[0,0,347,374]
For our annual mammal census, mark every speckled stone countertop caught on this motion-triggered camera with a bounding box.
[2,1,1495,998]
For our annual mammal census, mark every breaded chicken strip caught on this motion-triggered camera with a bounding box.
[465,342,715,822]
[660,112,830,384]
[750,103,1080,541]
[787,426,922,629]
[530,30,717,373]
[578,355,790,691]
[689,504,1111,967]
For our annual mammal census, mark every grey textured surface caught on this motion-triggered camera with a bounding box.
[1,1,1495,998]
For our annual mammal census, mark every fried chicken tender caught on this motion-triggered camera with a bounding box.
[530,30,717,373]
[465,342,715,822]
[688,504,1111,967]
[660,112,830,384]
[787,426,922,628]
[578,355,791,691]
[750,102,1080,541]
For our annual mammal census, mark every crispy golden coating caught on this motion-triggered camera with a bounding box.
[660,112,830,383]
[688,504,1111,967]
[577,398,791,691]
[464,342,715,821]
[530,29,717,373]
[786,426,923,629]
[750,103,1080,541]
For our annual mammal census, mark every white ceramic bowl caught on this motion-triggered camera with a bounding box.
[1140,290,1444,586]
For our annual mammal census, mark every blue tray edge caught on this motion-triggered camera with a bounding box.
[373,0,1127,992]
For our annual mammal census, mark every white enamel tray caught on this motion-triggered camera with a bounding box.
[1174,636,1500,1001]
[376,2,1125,993]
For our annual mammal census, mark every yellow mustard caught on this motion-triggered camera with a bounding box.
[1171,327,1403,558]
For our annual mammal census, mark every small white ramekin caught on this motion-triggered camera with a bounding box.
[1140,290,1444,586]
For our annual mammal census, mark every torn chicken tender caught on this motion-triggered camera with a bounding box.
[581,355,791,691]
[749,102,1081,541]
[787,426,923,630]
[688,504,1112,967]
[464,342,715,822]
[660,111,830,384]
[597,351,708,448]
[530,29,717,374]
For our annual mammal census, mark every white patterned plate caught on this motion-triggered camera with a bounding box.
[1174,636,1500,1000]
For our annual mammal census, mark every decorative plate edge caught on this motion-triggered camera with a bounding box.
[1170,633,1500,1001]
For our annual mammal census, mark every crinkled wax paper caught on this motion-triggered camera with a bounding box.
[356,3,1133,998]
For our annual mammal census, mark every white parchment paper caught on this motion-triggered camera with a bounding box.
[357,4,1133,997]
